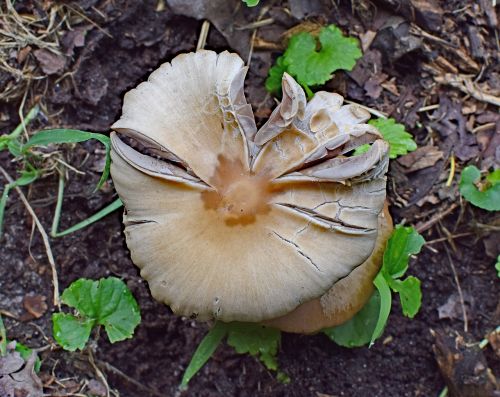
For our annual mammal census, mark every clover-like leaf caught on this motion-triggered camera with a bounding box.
[285,25,362,88]
[52,277,141,351]
[459,166,500,211]
[266,25,361,96]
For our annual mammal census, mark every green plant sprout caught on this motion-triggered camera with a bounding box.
[370,225,425,345]
[181,226,424,387]
[325,226,424,347]
[495,255,500,278]
[266,25,362,97]
[354,118,417,159]
[0,120,124,239]
[52,277,141,351]
[29,131,126,238]
[459,166,500,211]
[181,322,284,389]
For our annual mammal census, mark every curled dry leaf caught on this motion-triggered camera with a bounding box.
[0,345,42,397]
[110,50,389,323]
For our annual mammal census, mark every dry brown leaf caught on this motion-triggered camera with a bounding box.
[397,145,444,172]
[33,49,66,75]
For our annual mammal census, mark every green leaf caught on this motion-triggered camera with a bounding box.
[53,277,141,350]
[242,0,259,6]
[226,322,280,371]
[284,25,361,87]
[265,25,362,96]
[486,169,500,185]
[14,342,42,372]
[459,166,500,211]
[382,225,425,278]
[52,313,94,351]
[323,290,380,347]
[265,56,286,96]
[495,255,500,278]
[388,276,422,318]
[371,273,392,345]
[368,118,417,159]
[24,129,111,190]
[368,226,424,344]
[180,322,228,389]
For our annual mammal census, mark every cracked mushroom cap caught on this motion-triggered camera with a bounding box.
[110,50,389,323]
[265,204,393,333]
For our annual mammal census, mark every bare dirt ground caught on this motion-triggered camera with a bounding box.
[1,0,499,396]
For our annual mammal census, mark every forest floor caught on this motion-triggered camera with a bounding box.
[0,0,499,396]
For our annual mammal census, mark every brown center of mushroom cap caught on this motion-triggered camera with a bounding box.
[201,154,273,226]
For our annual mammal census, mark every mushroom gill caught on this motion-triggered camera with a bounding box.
[110,50,390,323]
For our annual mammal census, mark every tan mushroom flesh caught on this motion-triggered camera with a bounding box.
[110,50,390,323]
[265,204,393,333]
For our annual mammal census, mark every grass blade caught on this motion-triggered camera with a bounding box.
[180,322,228,389]
[24,129,111,190]
[51,198,123,238]
[370,273,392,346]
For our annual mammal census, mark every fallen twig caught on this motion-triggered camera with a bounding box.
[435,74,500,107]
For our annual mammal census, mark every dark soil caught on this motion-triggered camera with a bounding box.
[1,0,499,396]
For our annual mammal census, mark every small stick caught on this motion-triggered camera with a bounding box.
[50,171,65,237]
[425,232,474,245]
[443,244,468,333]
[96,359,164,397]
[88,349,110,397]
[416,202,459,233]
[196,20,210,51]
[0,166,60,308]
[445,154,455,187]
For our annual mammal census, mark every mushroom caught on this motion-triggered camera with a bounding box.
[110,50,390,324]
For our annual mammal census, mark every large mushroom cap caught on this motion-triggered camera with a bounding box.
[110,50,389,323]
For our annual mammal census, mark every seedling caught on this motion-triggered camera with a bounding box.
[52,277,141,351]
[459,166,500,211]
[266,25,362,97]
[495,255,500,278]
[180,322,282,389]
[0,120,123,239]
